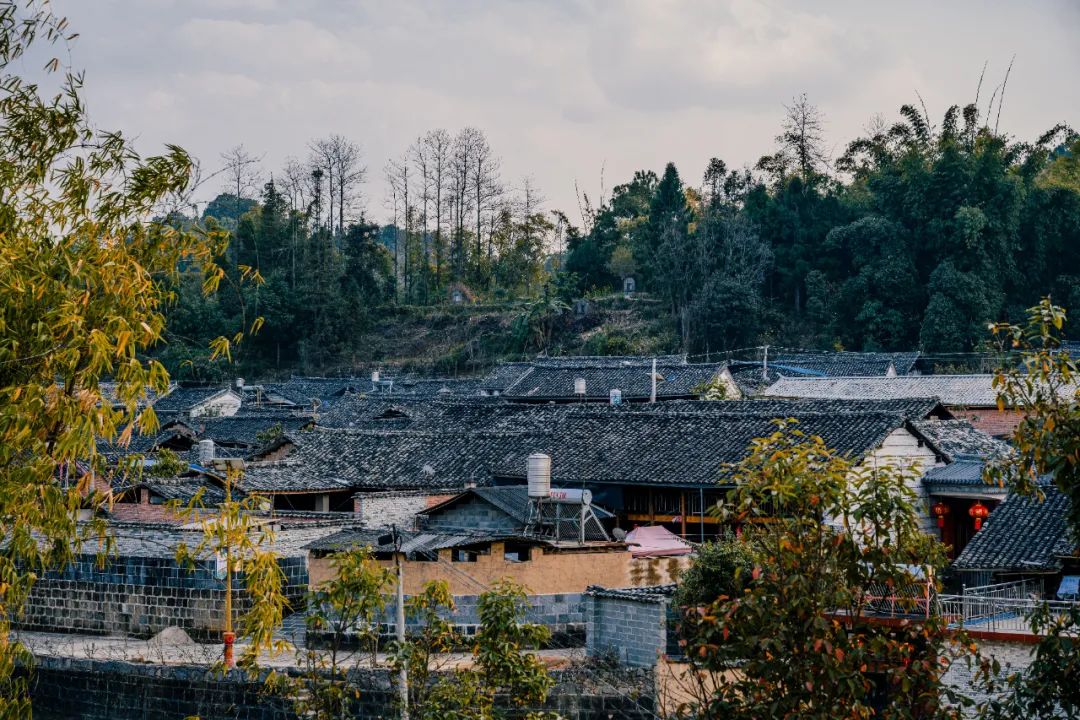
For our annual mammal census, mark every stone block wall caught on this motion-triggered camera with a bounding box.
[26,655,656,720]
[941,637,1037,708]
[585,590,668,668]
[420,496,520,533]
[18,554,309,640]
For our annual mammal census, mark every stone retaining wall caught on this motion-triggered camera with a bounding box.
[26,655,656,720]
[18,554,309,640]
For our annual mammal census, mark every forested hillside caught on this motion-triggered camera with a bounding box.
[159,97,1080,379]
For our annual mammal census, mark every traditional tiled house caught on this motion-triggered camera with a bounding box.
[952,484,1077,591]
[152,384,242,418]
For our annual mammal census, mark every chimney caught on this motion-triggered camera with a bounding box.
[234,377,244,391]
[609,389,622,406]
[198,439,215,465]
[574,377,586,397]
[650,358,657,403]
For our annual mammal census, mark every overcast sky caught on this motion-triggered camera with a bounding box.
[41,0,1080,224]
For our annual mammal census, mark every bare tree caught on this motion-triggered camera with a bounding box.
[779,93,828,183]
[220,144,264,204]
[384,154,414,299]
[421,129,452,287]
[329,135,366,234]
[450,128,480,279]
[469,129,502,262]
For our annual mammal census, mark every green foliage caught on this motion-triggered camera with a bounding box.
[172,466,289,671]
[0,1,241,713]
[672,535,755,608]
[677,423,962,719]
[988,299,1080,522]
[147,448,187,478]
[972,299,1080,718]
[278,548,394,719]
[391,579,556,720]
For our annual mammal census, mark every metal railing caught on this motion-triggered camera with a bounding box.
[937,593,1080,633]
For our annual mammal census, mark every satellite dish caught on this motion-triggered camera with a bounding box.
[612,528,627,541]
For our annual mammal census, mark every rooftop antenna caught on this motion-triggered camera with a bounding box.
[762,345,770,381]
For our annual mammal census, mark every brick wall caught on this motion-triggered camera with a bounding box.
[585,591,668,668]
[353,490,457,529]
[952,408,1024,438]
[18,554,309,640]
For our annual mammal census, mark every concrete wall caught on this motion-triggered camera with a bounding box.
[309,542,686,596]
[585,592,669,668]
[26,656,656,720]
[18,554,309,640]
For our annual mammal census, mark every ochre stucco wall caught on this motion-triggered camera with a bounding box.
[309,542,690,595]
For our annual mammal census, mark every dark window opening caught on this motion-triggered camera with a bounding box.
[503,543,532,563]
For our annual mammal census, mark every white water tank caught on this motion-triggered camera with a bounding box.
[574,377,587,396]
[198,439,215,465]
[371,370,380,383]
[527,453,552,498]
[609,389,622,406]
[548,488,592,505]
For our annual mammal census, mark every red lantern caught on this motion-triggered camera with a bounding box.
[968,501,990,531]
[931,501,951,529]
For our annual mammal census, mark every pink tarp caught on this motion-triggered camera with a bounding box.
[624,525,693,558]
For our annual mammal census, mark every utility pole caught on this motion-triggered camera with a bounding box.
[394,525,409,720]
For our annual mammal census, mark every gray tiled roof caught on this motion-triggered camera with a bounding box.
[764,375,1003,406]
[244,405,910,493]
[654,398,949,421]
[922,460,989,486]
[305,527,541,555]
[491,409,908,487]
[503,362,724,401]
[142,478,231,505]
[165,413,313,448]
[771,352,920,377]
[910,420,1012,462]
[478,362,533,391]
[583,584,677,602]
[152,385,236,413]
[422,486,615,527]
[953,486,1071,572]
[76,521,348,559]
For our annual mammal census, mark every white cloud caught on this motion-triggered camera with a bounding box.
[44,0,1080,222]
